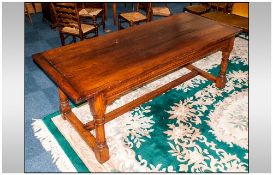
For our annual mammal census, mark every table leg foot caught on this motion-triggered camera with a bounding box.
[215,76,226,89]
[94,143,109,163]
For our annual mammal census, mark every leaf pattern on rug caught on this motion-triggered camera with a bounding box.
[127,38,248,172]
[166,97,201,125]
[124,106,155,148]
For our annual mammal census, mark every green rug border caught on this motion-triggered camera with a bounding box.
[42,110,90,172]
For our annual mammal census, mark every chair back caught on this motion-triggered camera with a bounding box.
[79,2,105,9]
[231,3,248,18]
[207,3,233,13]
[137,3,153,22]
[51,3,83,36]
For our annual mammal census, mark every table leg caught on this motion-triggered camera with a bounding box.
[58,88,71,120]
[58,88,108,163]
[216,37,235,88]
[89,93,109,163]
[113,3,117,25]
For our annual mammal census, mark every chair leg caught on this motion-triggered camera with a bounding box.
[102,13,106,31]
[27,13,32,25]
[59,32,65,46]
[129,21,134,27]
[25,4,33,25]
[73,36,76,43]
[79,34,84,41]
[113,3,117,25]
[92,16,99,36]
[118,17,121,30]
[96,27,99,36]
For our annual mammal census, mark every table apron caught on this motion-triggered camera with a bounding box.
[104,37,231,105]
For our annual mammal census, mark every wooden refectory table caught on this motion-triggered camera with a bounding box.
[33,13,240,164]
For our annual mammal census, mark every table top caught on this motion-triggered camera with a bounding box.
[201,12,248,32]
[33,13,240,104]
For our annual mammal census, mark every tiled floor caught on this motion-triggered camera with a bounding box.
[24,2,191,172]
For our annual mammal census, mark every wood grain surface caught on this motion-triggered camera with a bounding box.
[33,13,240,104]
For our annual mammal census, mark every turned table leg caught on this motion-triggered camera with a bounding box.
[89,93,109,163]
[58,88,71,120]
[216,37,235,89]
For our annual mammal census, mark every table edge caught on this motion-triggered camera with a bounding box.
[32,53,84,103]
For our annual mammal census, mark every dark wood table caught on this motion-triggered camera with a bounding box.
[202,12,248,33]
[33,13,240,164]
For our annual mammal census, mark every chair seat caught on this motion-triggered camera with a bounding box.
[120,12,147,22]
[184,4,210,15]
[79,8,102,17]
[25,3,35,14]
[62,24,96,35]
[152,7,171,16]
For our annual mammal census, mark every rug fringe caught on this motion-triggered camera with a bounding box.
[32,119,77,172]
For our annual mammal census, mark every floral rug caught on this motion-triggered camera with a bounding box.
[32,37,248,172]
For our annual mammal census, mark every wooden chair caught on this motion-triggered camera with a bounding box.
[25,3,34,24]
[151,3,172,18]
[215,3,233,13]
[78,3,106,31]
[184,3,232,15]
[183,3,211,15]
[118,3,152,30]
[51,3,98,46]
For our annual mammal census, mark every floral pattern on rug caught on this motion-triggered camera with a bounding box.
[124,106,155,148]
[125,39,248,172]
[162,90,248,172]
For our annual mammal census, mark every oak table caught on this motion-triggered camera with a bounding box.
[33,13,241,164]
